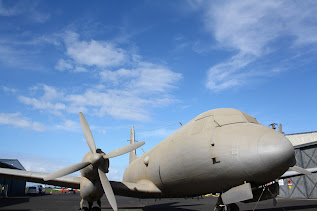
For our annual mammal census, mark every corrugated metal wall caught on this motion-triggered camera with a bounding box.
[0,177,26,196]
[0,160,26,196]
[279,144,317,198]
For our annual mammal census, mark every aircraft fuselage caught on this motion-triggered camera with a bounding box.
[123,108,295,197]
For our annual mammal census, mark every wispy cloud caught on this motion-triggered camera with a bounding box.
[0,112,46,131]
[0,0,21,16]
[0,44,42,70]
[139,127,179,139]
[15,30,182,121]
[0,151,78,175]
[194,0,317,91]
[0,0,49,23]
[100,62,182,93]
[55,119,80,132]
[55,31,127,72]
[18,66,181,121]
[2,86,17,94]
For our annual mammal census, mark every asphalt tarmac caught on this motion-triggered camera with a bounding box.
[1,192,317,211]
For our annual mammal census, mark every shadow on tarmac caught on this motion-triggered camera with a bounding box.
[0,193,48,209]
[100,202,205,210]
[143,202,203,210]
[245,203,317,211]
[0,197,29,208]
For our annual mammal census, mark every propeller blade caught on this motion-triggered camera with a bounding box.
[290,166,312,175]
[98,168,117,211]
[43,161,91,181]
[79,112,97,153]
[104,141,145,159]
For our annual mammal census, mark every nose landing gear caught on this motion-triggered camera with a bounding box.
[214,195,239,211]
[79,199,102,211]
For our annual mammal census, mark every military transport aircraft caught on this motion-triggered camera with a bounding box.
[0,108,315,211]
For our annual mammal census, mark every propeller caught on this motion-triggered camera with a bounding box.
[43,112,145,211]
[290,166,312,175]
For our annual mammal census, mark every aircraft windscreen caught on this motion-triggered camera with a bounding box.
[241,112,259,124]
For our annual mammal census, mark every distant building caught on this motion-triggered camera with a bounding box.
[279,131,317,199]
[0,159,26,196]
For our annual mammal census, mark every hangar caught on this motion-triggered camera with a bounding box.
[0,159,26,197]
[280,131,317,198]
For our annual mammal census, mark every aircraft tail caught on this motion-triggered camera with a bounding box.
[129,126,137,164]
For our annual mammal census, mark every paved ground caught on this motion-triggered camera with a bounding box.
[1,192,317,211]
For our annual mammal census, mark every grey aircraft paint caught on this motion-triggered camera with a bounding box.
[0,108,309,211]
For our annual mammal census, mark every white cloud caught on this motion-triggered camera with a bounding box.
[100,62,182,94]
[62,31,126,68]
[0,44,43,70]
[0,151,77,175]
[198,0,317,91]
[100,68,138,85]
[55,59,73,71]
[19,96,66,112]
[2,86,16,94]
[41,84,63,101]
[131,62,183,93]
[0,113,45,131]
[0,0,21,16]
[107,167,124,181]
[65,62,182,120]
[206,52,255,90]
[139,127,178,139]
[19,70,181,121]
[55,119,80,132]
[14,30,182,121]
[66,89,151,121]
[0,0,49,23]
[18,85,66,116]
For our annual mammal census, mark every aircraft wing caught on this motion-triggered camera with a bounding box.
[0,168,162,197]
[280,167,317,179]
[0,168,80,188]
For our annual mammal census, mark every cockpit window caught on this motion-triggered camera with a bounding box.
[192,109,259,128]
[213,114,246,126]
[213,112,259,126]
[241,111,259,124]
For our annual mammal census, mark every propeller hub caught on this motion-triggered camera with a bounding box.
[91,153,103,166]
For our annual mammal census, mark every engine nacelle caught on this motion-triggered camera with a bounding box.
[80,176,104,203]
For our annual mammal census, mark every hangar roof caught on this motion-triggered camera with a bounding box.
[0,159,25,170]
[286,131,317,147]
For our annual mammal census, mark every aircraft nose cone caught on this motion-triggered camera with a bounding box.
[258,131,295,176]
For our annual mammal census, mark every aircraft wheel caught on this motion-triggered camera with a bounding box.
[227,203,239,211]
[214,203,239,211]
[79,207,89,211]
[92,207,101,211]
[214,205,226,211]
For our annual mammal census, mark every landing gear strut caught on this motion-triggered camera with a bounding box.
[79,199,102,211]
[214,195,239,211]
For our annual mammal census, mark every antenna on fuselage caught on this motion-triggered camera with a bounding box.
[278,124,283,134]
[269,123,284,134]
[269,123,278,130]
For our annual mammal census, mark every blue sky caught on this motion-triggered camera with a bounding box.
[0,0,317,181]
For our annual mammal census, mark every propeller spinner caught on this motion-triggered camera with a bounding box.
[43,112,144,211]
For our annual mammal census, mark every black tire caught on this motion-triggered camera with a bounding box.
[214,205,225,211]
[227,203,239,211]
